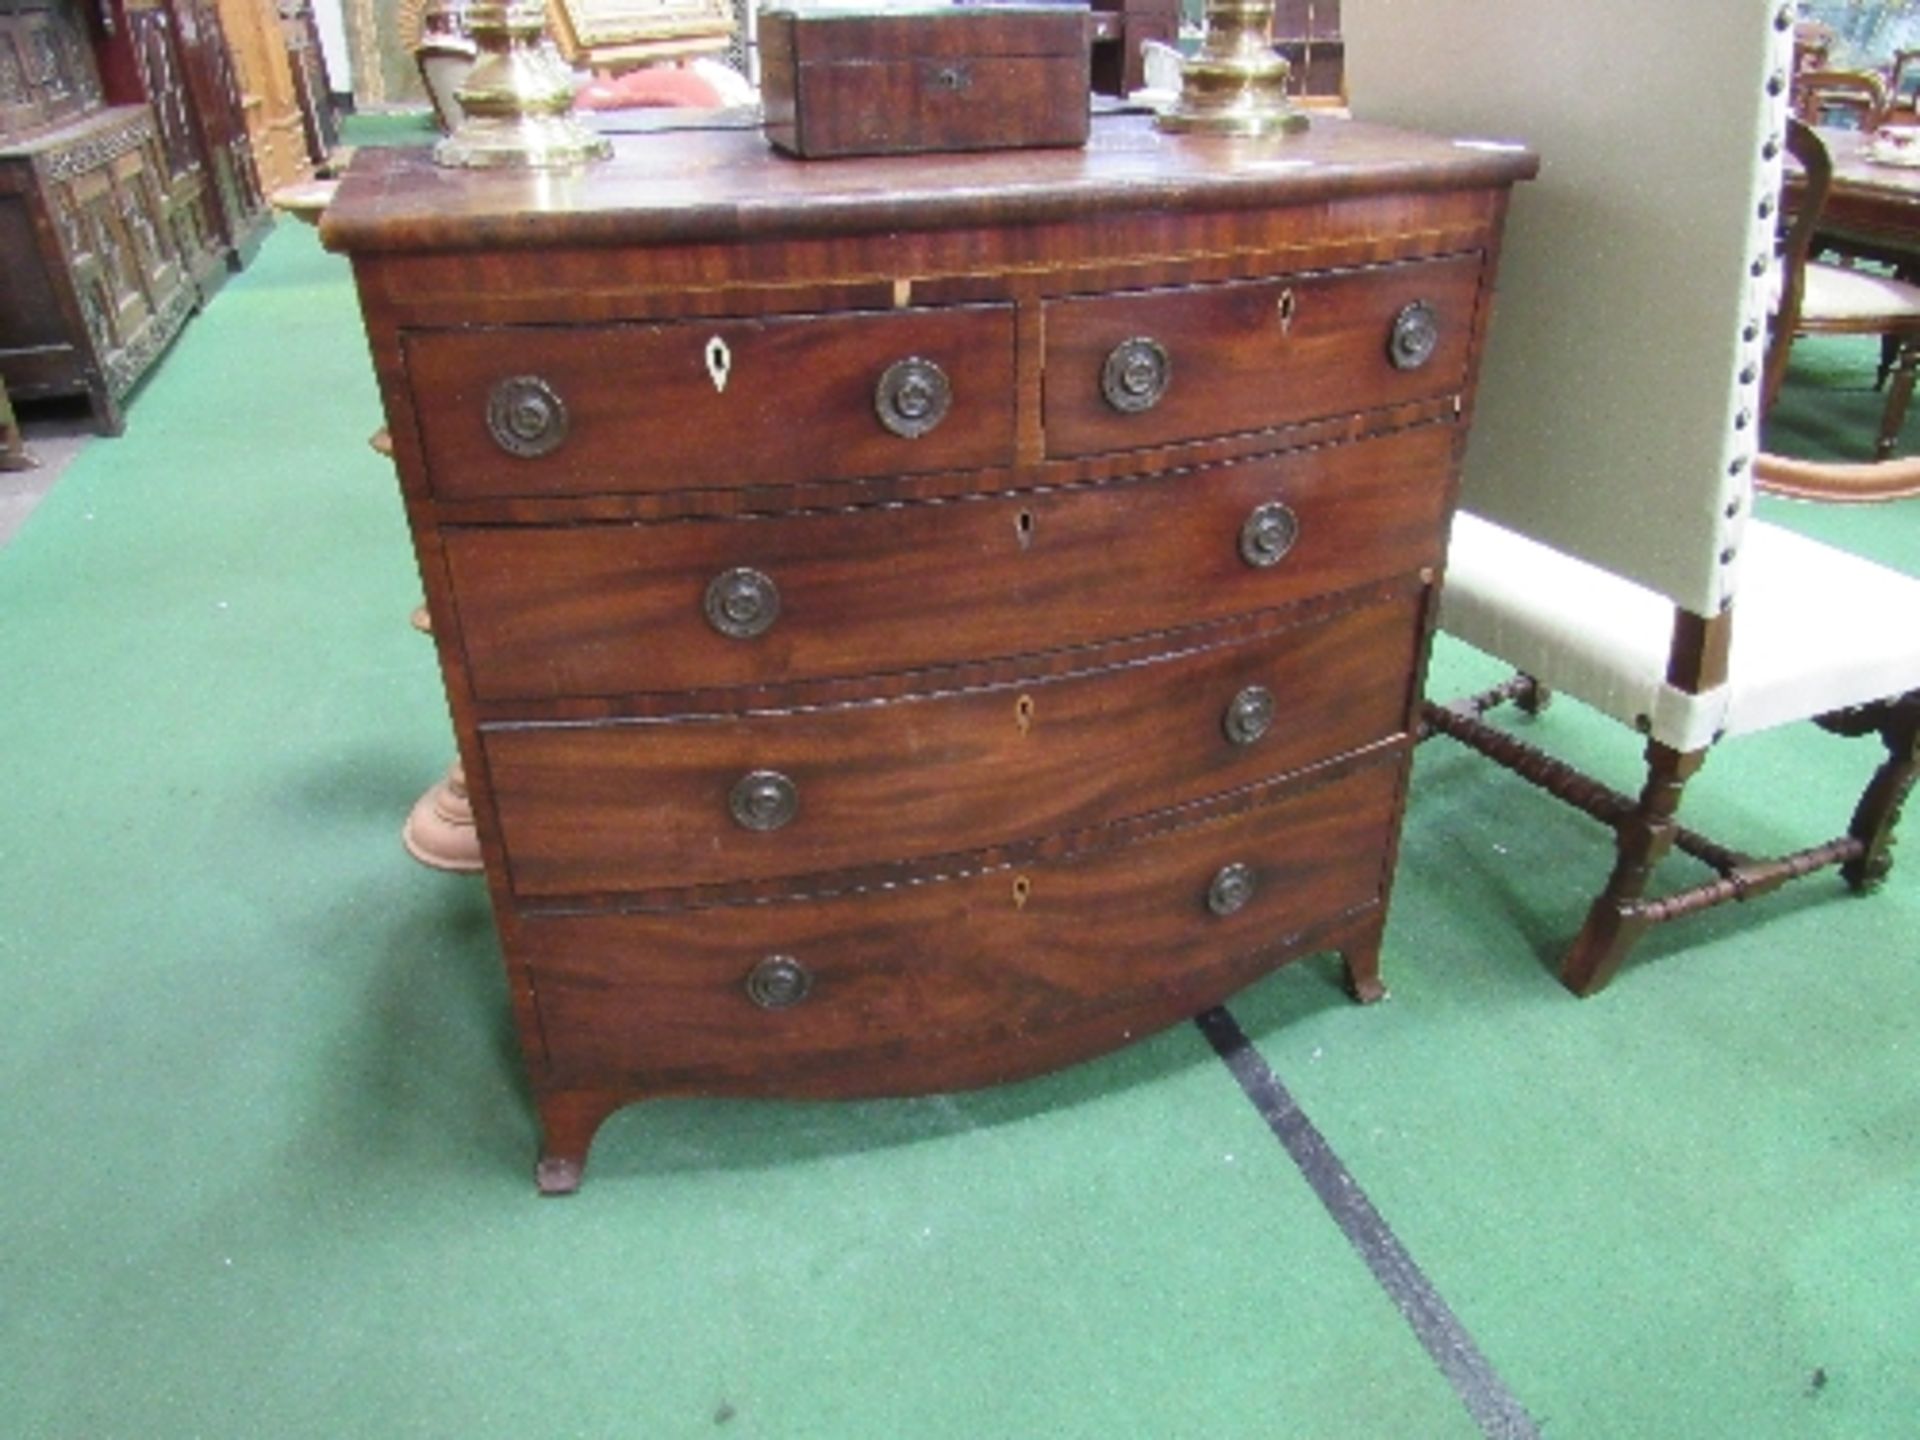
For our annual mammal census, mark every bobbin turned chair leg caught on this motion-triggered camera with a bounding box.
[1559,741,1708,997]
[1842,693,1920,891]
[1876,337,1920,461]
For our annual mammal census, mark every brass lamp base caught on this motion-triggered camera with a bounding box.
[434,0,609,171]
[1156,0,1309,138]
[435,112,610,170]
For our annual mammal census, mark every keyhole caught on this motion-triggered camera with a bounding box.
[1012,874,1032,909]
[1015,693,1035,734]
[705,336,732,395]
[1277,288,1297,336]
[1015,508,1036,549]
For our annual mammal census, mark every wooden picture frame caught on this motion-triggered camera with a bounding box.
[545,0,733,69]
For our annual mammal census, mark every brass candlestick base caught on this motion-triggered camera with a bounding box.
[1156,0,1308,137]
[435,0,609,170]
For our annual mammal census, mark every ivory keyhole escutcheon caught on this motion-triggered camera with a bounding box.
[1015,508,1036,549]
[1015,693,1035,734]
[1012,874,1032,909]
[1277,287,1296,336]
[705,335,731,394]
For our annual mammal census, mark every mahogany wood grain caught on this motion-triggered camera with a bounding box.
[323,117,1534,1188]
[520,756,1399,1090]
[405,304,1016,500]
[484,594,1419,898]
[444,421,1455,703]
[759,7,1089,159]
[1042,253,1484,456]
[319,113,1536,256]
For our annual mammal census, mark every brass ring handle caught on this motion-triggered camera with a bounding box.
[1102,337,1172,413]
[704,567,780,639]
[486,375,569,457]
[1239,501,1299,569]
[730,770,799,832]
[875,357,952,438]
[745,954,812,1010]
[1223,685,1276,745]
[1207,862,1257,917]
[1388,301,1440,371]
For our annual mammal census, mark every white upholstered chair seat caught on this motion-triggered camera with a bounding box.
[1442,509,1920,751]
[1354,2,1920,994]
[1799,260,1920,325]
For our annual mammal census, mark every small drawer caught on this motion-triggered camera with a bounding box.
[445,421,1454,703]
[521,757,1401,1090]
[403,304,1016,500]
[1042,253,1484,456]
[484,596,1420,899]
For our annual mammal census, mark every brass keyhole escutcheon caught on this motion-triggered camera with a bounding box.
[1015,693,1036,734]
[1012,874,1032,909]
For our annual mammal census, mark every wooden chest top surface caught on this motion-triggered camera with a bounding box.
[319,112,1535,254]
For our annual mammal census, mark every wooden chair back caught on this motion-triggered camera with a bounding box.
[1793,67,1891,130]
[1762,117,1834,414]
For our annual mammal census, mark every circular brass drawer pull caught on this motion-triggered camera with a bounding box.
[486,375,569,457]
[730,769,799,831]
[1388,301,1440,371]
[1239,501,1299,568]
[704,566,780,639]
[745,954,812,1010]
[1207,862,1257,917]
[875,356,952,438]
[1223,685,1276,745]
[1101,336,1172,413]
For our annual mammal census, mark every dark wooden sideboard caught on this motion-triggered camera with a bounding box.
[1,0,196,432]
[322,115,1536,1192]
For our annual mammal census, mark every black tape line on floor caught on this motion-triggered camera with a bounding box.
[1195,1006,1540,1440]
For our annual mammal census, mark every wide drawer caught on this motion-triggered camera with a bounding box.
[485,594,1420,899]
[403,304,1016,500]
[1042,253,1484,457]
[520,756,1401,1089]
[445,421,1455,703]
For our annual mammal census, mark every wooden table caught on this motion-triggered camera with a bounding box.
[1807,125,1920,268]
[1764,126,1920,497]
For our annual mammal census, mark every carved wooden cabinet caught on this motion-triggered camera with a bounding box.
[1,0,194,432]
[323,116,1535,1192]
[94,0,270,284]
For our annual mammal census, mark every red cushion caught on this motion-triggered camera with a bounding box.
[575,67,725,111]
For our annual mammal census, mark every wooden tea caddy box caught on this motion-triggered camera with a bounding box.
[758,4,1091,158]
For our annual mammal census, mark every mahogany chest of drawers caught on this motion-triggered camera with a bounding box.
[322,115,1535,1192]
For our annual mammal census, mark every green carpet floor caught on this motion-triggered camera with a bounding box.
[1,167,1916,1438]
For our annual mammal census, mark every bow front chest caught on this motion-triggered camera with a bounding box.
[323,114,1535,1192]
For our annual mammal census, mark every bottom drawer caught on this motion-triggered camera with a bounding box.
[518,752,1403,1093]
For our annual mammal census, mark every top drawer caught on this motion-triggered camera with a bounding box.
[1042,253,1484,456]
[403,304,1016,500]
